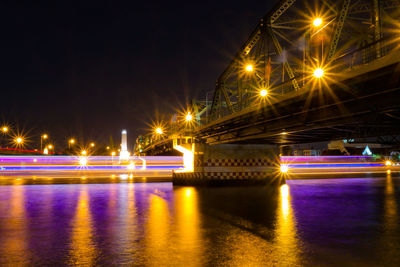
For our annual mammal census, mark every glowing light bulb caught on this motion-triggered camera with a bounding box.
[81,150,87,156]
[313,68,324,78]
[313,18,322,27]
[385,160,392,166]
[280,164,289,173]
[245,64,253,72]
[2,126,8,133]
[185,112,193,122]
[156,127,163,134]
[260,89,268,97]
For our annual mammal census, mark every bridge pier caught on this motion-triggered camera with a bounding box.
[172,143,283,186]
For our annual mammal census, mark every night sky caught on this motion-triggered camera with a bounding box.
[0,1,276,149]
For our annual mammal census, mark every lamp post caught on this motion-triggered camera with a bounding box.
[69,139,75,149]
[1,126,9,147]
[48,144,53,154]
[303,17,325,86]
[41,134,48,152]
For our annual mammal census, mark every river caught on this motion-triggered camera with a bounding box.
[0,175,399,266]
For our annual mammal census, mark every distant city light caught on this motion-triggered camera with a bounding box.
[106,146,110,150]
[47,144,53,149]
[313,68,324,78]
[42,134,48,139]
[313,18,322,27]
[245,64,254,72]
[69,139,75,144]
[260,89,268,97]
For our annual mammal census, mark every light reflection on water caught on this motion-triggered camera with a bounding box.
[0,175,399,266]
[68,187,96,266]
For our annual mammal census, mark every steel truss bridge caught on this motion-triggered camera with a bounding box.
[136,0,400,155]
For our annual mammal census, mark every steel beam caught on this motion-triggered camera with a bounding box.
[268,27,300,91]
[327,0,351,62]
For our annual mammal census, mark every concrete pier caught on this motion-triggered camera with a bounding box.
[173,144,283,186]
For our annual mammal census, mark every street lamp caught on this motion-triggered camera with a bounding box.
[185,112,193,122]
[1,126,8,133]
[81,150,87,156]
[90,142,95,147]
[245,64,254,72]
[313,68,324,78]
[14,136,24,147]
[155,127,163,135]
[313,18,322,27]
[280,164,289,173]
[69,139,75,149]
[41,134,48,151]
[259,88,268,97]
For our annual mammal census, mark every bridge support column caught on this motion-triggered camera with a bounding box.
[173,144,283,186]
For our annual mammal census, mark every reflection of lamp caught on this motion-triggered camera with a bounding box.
[280,184,289,197]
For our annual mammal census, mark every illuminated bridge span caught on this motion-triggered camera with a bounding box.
[136,0,400,185]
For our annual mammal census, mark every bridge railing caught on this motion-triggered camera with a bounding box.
[333,37,397,70]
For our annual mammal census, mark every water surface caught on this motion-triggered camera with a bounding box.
[0,175,399,266]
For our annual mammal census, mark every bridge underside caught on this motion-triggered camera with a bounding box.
[196,59,400,145]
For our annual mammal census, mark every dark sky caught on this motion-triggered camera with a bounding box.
[0,1,276,149]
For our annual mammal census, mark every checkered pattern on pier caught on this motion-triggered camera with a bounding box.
[172,171,273,180]
[196,158,274,167]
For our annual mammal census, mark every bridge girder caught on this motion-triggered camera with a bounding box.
[208,0,400,126]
